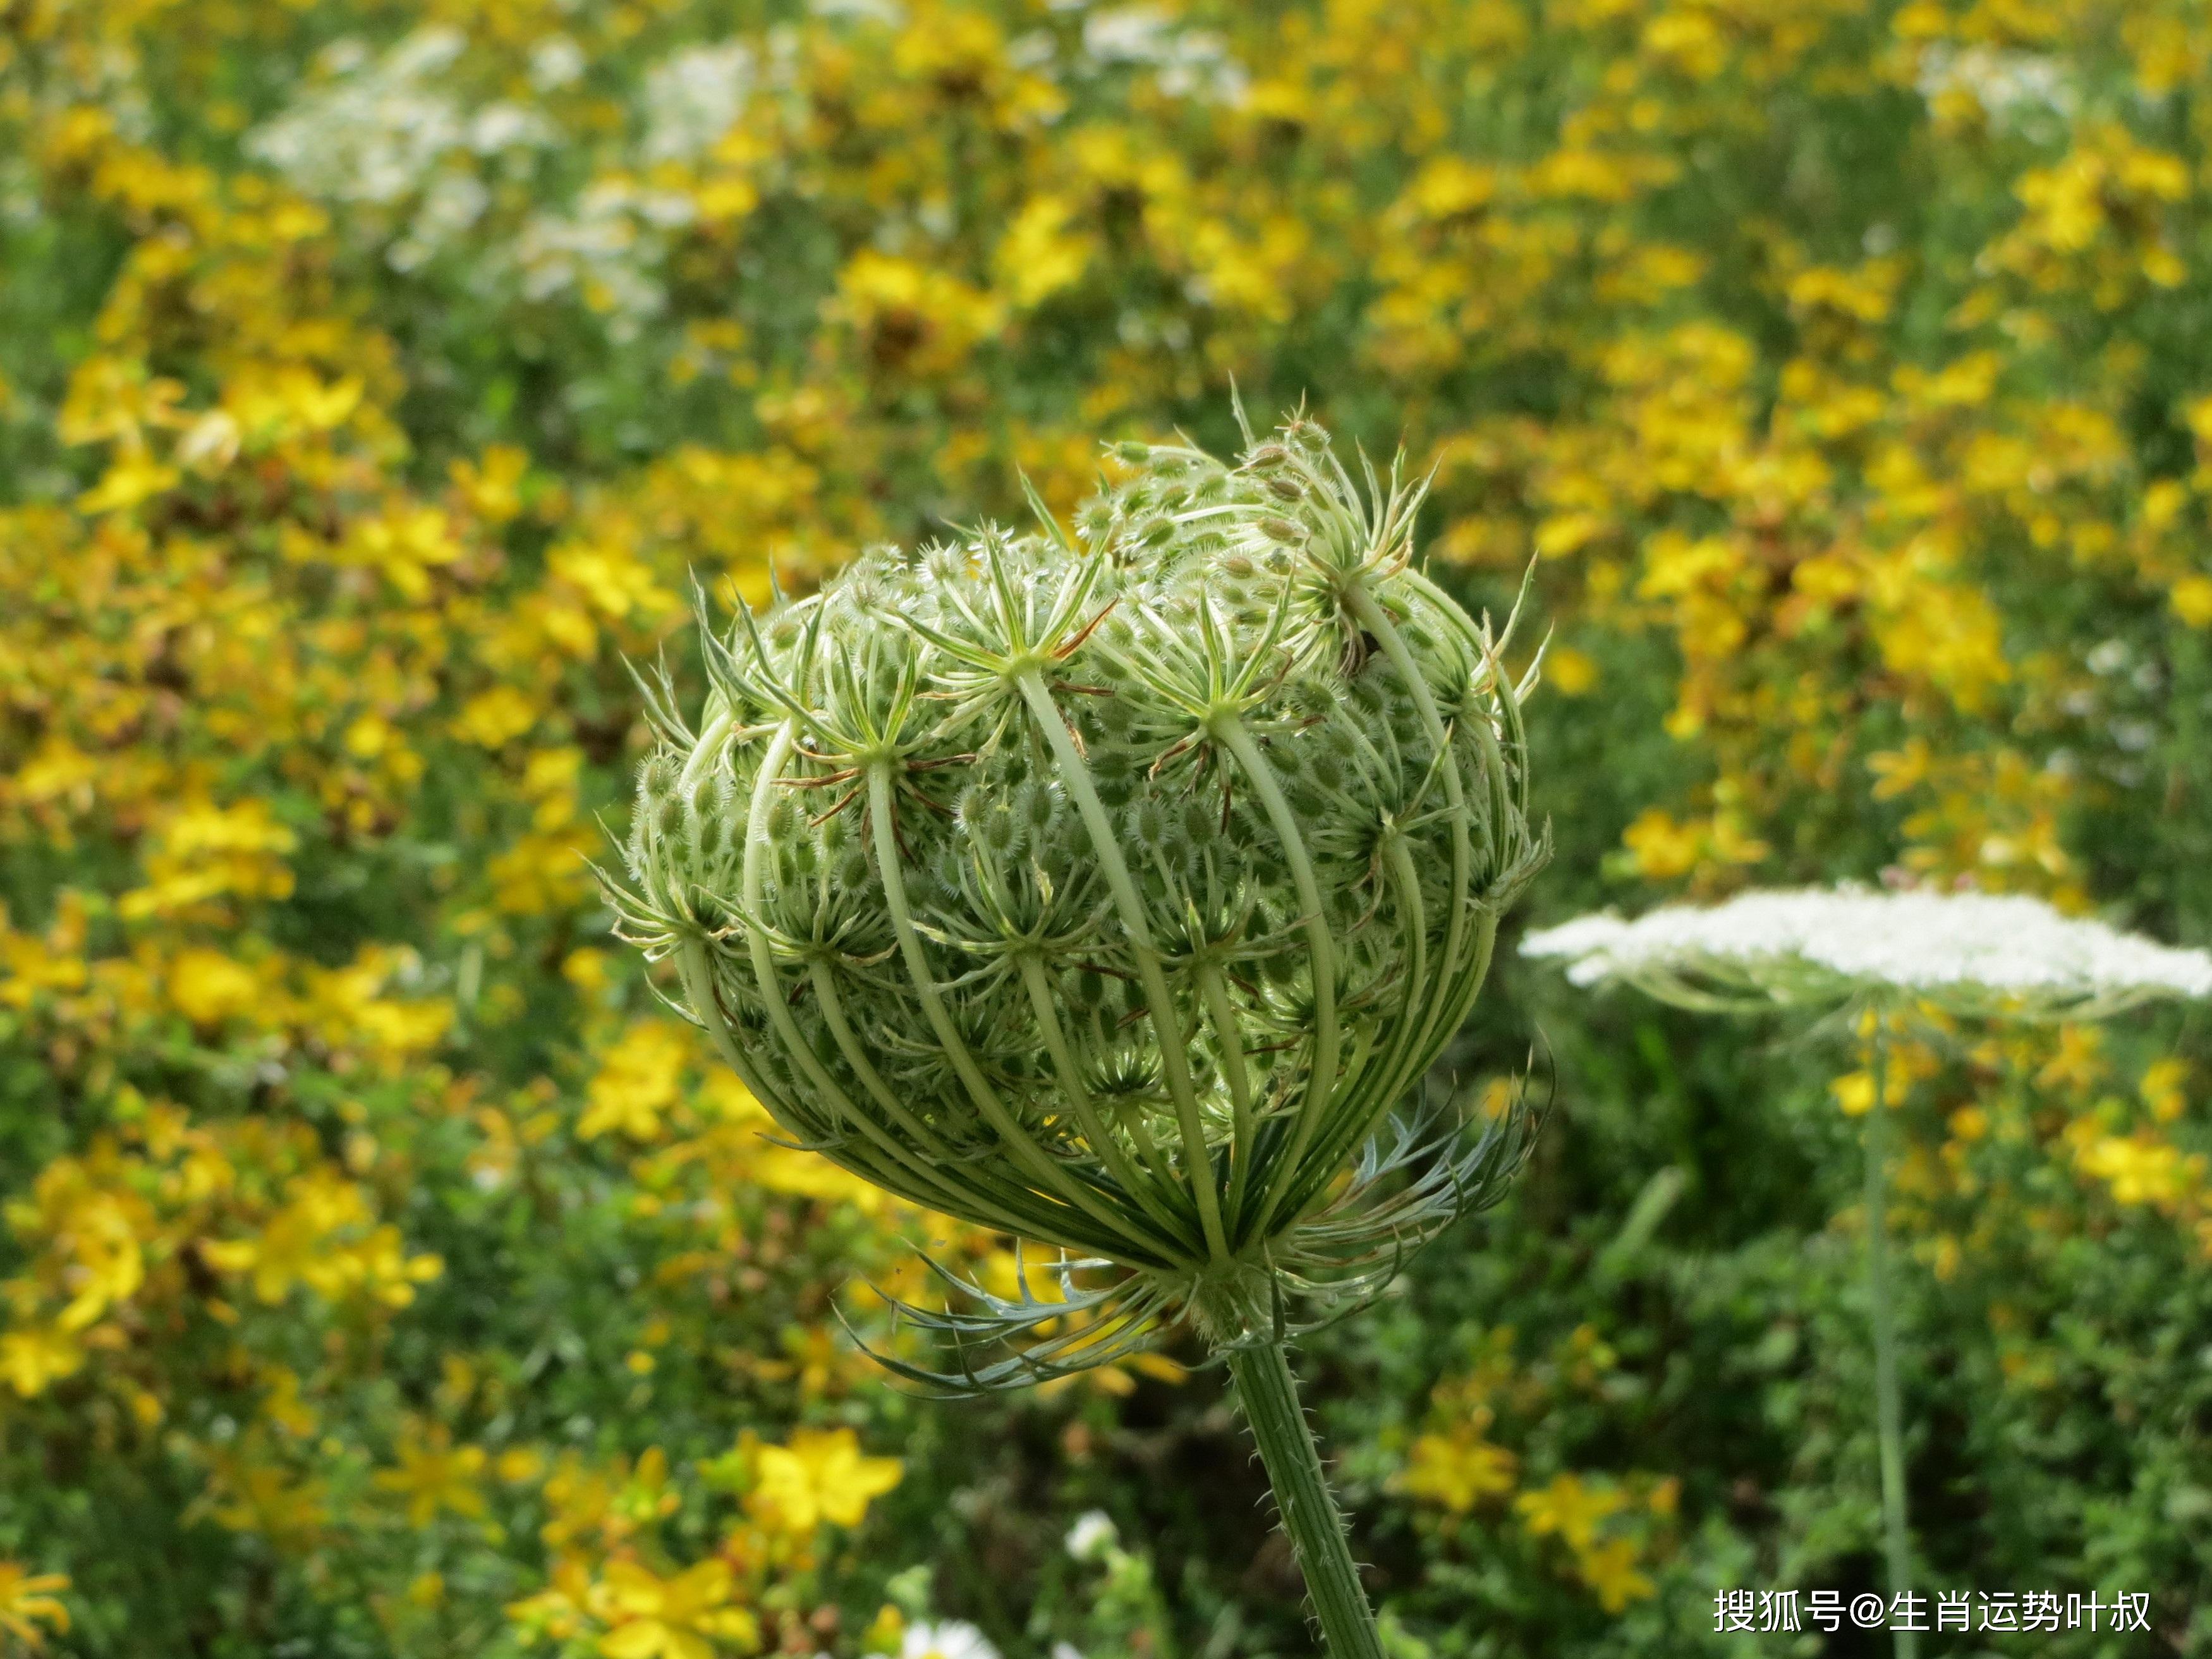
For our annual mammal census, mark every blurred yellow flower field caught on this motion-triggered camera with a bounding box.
[4,0,2212,1655]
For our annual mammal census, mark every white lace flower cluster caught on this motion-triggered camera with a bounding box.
[245,30,555,272]
[1522,885,2212,1019]
[246,28,770,332]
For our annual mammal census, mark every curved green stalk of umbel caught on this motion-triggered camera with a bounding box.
[599,409,1549,1650]
[1864,1023,1917,1659]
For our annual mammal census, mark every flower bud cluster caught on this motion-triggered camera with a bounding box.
[605,415,1545,1351]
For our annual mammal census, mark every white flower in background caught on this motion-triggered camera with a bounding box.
[1080,6,1247,104]
[469,104,550,156]
[388,173,490,270]
[901,1622,999,1659]
[248,31,466,206]
[247,27,550,270]
[528,34,587,92]
[245,26,802,339]
[514,179,696,337]
[812,0,905,21]
[1917,44,2075,124]
[641,40,755,163]
[1522,885,2212,1019]
[1064,1509,1117,1562]
[1081,6,1175,59]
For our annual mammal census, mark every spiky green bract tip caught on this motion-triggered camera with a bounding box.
[603,412,1548,1381]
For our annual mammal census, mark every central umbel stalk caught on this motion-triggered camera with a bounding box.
[1864,1023,1918,1659]
[1224,1335,1385,1659]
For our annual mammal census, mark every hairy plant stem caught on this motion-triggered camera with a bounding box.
[1864,1023,1917,1659]
[1223,1336,1384,1659]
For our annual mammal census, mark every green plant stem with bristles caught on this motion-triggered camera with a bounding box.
[1224,1337,1385,1659]
[1864,1022,1917,1659]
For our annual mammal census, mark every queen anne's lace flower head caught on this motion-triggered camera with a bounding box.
[1522,885,2212,1019]
[604,411,1547,1378]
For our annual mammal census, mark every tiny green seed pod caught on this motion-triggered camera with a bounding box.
[602,413,1548,1367]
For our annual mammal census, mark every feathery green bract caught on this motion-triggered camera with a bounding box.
[604,413,1548,1383]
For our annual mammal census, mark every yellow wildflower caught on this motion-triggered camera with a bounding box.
[455,686,541,749]
[507,1558,595,1643]
[0,1562,70,1651]
[2141,1058,2189,1125]
[202,1460,331,1543]
[994,194,1093,310]
[1574,1536,1655,1612]
[1546,645,1599,696]
[1516,1473,1624,1552]
[580,1019,695,1143]
[0,1323,84,1398]
[746,1427,902,1537]
[372,1426,489,1527]
[1622,808,1699,880]
[453,444,530,523]
[2170,576,2212,629]
[595,1559,760,1659]
[169,947,264,1028]
[1399,1428,1517,1512]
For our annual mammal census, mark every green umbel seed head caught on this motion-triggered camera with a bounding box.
[607,413,1546,1367]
